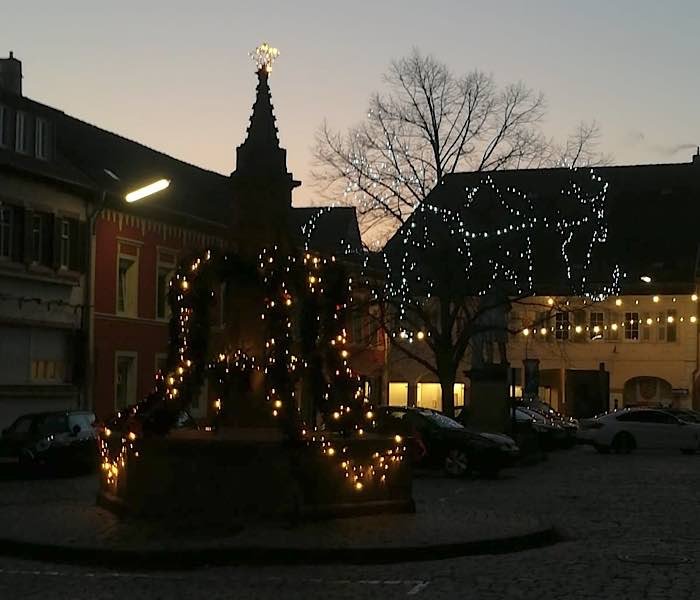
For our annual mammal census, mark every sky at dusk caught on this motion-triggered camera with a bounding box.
[4,1,700,206]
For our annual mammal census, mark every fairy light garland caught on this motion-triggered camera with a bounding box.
[99,246,404,493]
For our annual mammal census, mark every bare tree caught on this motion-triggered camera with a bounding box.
[543,120,612,168]
[314,49,607,242]
[367,168,619,417]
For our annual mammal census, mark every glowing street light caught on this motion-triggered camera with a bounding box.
[640,275,652,284]
[125,179,170,203]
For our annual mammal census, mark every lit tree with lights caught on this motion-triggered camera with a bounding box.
[373,167,620,417]
[315,49,608,243]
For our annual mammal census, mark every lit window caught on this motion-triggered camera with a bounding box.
[31,359,65,382]
[589,311,604,340]
[59,219,70,268]
[416,383,443,411]
[15,111,27,153]
[0,206,12,259]
[388,382,408,407]
[624,311,639,340]
[35,117,49,159]
[555,312,569,341]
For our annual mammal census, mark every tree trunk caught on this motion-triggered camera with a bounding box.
[439,369,457,417]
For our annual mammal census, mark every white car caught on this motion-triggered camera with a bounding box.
[578,408,700,454]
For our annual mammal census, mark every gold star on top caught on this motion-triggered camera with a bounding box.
[250,42,280,73]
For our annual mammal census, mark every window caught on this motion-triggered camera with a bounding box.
[607,311,620,341]
[350,309,366,345]
[589,312,604,340]
[156,251,176,320]
[617,410,677,424]
[453,383,465,408]
[155,353,167,376]
[37,414,68,435]
[0,206,12,259]
[59,219,70,268]
[657,311,666,342]
[8,416,33,435]
[641,312,651,341]
[666,309,677,342]
[416,383,442,411]
[388,382,409,406]
[116,245,139,316]
[31,214,42,263]
[31,359,65,382]
[35,118,49,159]
[0,105,6,147]
[555,312,569,341]
[624,311,639,341]
[15,111,27,153]
[115,353,137,409]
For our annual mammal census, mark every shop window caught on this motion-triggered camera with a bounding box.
[388,382,408,406]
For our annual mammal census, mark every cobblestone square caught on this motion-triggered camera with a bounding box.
[2,446,700,598]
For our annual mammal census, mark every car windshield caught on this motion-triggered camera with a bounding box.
[420,411,464,430]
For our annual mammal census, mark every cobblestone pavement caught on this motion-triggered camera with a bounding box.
[0,468,549,553]
[2,446,700,599]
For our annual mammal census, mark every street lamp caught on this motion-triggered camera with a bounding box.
[125,179,171,203]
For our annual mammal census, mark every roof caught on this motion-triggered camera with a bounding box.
[291,206,364,255]
[385,162,700,295]
[0,88,234,229]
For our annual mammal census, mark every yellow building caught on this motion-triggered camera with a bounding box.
[384,159,700,417]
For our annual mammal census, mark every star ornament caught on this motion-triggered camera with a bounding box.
[250,42,280,73]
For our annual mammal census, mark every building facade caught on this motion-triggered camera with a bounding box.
[385,161,700,417]
[0,53,92,428]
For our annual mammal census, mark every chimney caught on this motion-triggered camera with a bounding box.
[693,147,700,166]
[0,51,22,96]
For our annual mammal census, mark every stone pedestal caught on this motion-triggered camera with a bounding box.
[98,429,414,522]
[465,364,510,433]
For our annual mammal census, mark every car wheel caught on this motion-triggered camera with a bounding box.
[612,432,635,454]
[444,449,469,477]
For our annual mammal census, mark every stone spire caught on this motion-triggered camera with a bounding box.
[232,43,300,194]
[234,68,290,179]
[230,44,300,253]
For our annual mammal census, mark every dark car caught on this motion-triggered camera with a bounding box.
[519,399,578,448]
[376,407,519,477]
[0,411,97,471]
[101,403,199,438]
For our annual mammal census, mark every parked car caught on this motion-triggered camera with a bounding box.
[513,406,564,451]
[376,407,519,477]
[0,411,98,471]
[664,408,700,424]
[101,403,199,437]
[519,399,579,447]
[577,408,700,454]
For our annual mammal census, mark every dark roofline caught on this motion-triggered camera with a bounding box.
[0,89,230,182]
